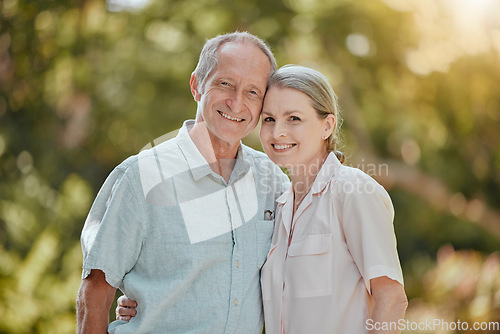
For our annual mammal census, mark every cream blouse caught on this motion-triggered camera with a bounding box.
[261,153,404,334]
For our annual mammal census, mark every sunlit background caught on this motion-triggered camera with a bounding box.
[1,0,499,332]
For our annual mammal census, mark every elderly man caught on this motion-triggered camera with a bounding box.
[77,32,289,333]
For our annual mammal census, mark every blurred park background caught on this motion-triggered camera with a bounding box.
[1,0,500,332]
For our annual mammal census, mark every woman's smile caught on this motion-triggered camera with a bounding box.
[260,87,331,169]
[271,143,296,151]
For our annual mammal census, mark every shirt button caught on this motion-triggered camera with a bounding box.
[235,260,240,268]
[233,299,238,306]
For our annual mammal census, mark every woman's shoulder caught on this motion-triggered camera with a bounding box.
[331,164,389,198]
[335,164,378,183]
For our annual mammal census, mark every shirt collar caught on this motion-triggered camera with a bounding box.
[230,146,251,182]
[276,186,292,205]
[275,152,341,205]
[176,120,250,183]
[310,152,342,194]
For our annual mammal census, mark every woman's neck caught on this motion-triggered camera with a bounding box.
[288,152,329,210]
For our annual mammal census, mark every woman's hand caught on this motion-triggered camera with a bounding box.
[115,295,138,322]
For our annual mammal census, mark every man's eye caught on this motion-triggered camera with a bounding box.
[221,82,230,86]
[263,117,275,122]
[250,90,258,95]
[290,116,301,121]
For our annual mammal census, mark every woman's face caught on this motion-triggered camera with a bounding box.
[259,86,334,170]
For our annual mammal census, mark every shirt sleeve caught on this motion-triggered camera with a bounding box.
[339,169,404,293]
[81,159,146,288]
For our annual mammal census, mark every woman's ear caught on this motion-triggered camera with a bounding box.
[323,114,335,138]
[190,74,202,102]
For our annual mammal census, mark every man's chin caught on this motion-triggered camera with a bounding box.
[216,127,251,142]
[208,132,245,147]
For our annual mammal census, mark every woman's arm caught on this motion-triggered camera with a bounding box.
[369,276,408,334]
[115,295,138,322]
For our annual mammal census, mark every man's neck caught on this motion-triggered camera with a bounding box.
[188,121,239,182]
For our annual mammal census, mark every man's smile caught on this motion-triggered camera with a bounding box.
[218,110,245,122]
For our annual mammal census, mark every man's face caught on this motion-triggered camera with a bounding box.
[192,42,271,146]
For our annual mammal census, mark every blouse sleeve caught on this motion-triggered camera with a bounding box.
[339,169,404,293]
[81,158,146,288]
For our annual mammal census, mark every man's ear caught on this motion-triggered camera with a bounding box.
[190,73,202,102]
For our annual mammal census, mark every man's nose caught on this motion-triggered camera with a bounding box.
[226,90,245,113]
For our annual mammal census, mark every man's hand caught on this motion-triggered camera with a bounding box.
[77,269,117,334]
[115,295,138,322]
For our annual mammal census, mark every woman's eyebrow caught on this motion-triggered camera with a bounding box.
[261,109,303,116]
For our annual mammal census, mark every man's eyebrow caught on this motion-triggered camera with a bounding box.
[248,84,264,93]
[213,77,231,82]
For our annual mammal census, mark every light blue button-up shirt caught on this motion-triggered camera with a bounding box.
[81,120,289,333]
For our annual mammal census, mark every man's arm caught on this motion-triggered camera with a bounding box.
[77,269,117,334]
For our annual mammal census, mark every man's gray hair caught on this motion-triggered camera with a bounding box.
[193,31,277,93]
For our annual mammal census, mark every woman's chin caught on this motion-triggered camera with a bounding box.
[262,147,294,167]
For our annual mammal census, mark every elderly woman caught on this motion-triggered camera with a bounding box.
[258,65,407,333]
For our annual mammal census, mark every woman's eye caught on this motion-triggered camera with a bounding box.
[263,117,275,122]
[290,116,301,121]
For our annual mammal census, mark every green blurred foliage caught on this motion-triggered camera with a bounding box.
[0,0,499,332]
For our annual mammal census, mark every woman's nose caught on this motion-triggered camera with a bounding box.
[273,122,286,138]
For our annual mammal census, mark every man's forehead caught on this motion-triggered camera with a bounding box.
[219,42,269,67]
[210,65,270,88]
[216,50,270,77]
[218,41,254,54]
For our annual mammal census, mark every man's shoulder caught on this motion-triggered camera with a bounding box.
[113,137,182,174]
[114,154,139,174]
[241,144,289,183]
[241,144,273,163]
[241,144,279,171]
[140,136,180,158]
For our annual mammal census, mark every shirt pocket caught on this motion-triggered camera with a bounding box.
[286,233,333,298]
[255,219,275,269]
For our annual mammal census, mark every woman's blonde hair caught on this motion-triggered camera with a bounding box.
[268,65,345,163]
